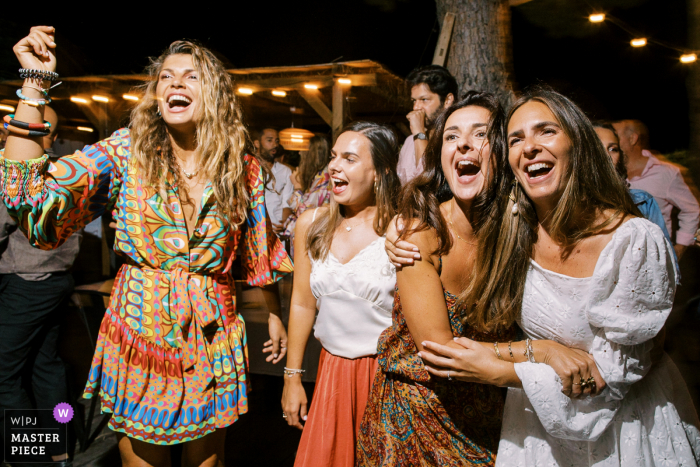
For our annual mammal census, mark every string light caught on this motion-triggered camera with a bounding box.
[70,97,88,104]
[304,84,319,90]
[92,95,109,103]
[337,78,352,85]
[631,38,647,47]
[123,94,139,101]
[589,13,605,23]
[0,104,15,112]
[238,88,254,95]
[681,54,697,64]
[77,126,94,132]
[272,90,286,97]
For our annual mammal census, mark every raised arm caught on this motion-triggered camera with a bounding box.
[4,26,56,162]
[281,208,319,429]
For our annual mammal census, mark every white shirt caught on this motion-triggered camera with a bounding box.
[309,236,395,359]
[496,218,700,466]
[264,162,293,226]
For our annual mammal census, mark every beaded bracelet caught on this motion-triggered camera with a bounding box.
[283,367,306,378]
[21,84,49,98]
[3,114,51,131]
[19,68,59,82]
[523,338,536,363]
[3,122,49,137]
[16,89,51,106]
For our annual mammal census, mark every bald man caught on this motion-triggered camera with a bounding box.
[614,119,700,259]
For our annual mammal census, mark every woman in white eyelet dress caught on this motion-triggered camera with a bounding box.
[497,217,700,467]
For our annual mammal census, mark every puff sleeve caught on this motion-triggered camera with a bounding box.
[513,218,677,441]
[0,128,130,249]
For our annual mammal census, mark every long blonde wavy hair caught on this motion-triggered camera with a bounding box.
[130,41,249,226]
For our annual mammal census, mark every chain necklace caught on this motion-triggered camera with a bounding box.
[448,199,477,246]
[174,158,200,179]
[342,216,372,232]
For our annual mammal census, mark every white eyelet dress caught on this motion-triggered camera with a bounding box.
[496,218,700,466]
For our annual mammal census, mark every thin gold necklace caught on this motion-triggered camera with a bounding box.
[342,216,371,232]
[174,158,200,179]
[448,199,477,246]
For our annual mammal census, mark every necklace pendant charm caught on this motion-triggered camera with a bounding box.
[345,226,352,232]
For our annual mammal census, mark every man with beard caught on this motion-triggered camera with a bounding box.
[397,65,457,185]
[253,127,293,234]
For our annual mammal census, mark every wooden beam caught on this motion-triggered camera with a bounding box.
[298,89,333,126]
[234,73,377,90]
[332,82,345,141]
[433,12,456,66]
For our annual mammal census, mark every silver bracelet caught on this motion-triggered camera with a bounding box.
[523,338,536,363]
[283,367,306,377]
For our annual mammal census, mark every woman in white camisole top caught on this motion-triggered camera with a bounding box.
[281,122,401,467]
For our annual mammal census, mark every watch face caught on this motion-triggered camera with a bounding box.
[414,132,427,141]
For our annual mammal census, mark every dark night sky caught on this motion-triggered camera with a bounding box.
[0,0,692,152]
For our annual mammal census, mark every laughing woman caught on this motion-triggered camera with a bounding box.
[281,122,400,467]
[2,27,291,466]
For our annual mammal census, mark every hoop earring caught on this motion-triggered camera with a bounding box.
[509,179,519,216]
[374,179,378,194]
[156,108,161,117]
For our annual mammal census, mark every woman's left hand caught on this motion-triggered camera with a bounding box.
[420,337,511,386]
[264,313,288,364]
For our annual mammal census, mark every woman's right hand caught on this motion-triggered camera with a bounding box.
[281,377,308,430]
[535,340,607,398]
[385,216,421,268]
[13,26,57,72]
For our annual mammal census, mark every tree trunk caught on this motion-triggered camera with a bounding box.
[688,0,700,187]
[435,0,515,103]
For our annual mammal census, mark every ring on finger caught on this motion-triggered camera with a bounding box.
[447,370,452,381]
[282,412,287,418]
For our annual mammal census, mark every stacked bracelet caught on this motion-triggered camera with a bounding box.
[3,123,49,137]
[3,114,51,131]
[22,84,49,98]
[16,89,51,106]
[19,68,59,82]
[523,338,536,363]
[283,367,305,378]
[507,341,515,360]
[493,342,504,360]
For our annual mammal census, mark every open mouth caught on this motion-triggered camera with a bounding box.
[332,177,348,194]
[167,94,192,111]
[456,160,480,178]
[526,162,553,179]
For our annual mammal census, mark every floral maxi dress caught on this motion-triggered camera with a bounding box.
[0,129,293,445]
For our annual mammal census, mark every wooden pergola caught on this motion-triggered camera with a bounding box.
[0,60,412,144]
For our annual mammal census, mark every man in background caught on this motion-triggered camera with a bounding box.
[397,65,457,185]
[614,119,700,259]
[0,107,78,466]
[252,127,293,234]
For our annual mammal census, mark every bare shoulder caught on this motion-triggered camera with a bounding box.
[400,219,439,256]
[297,207,328,231]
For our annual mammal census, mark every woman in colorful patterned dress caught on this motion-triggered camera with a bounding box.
[3,27,291,466]
[282,135,332,257]
[357,92,607,466]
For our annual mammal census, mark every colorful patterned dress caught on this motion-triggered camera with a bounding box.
[281,166,330,257]
[0,129,292,445]
[356,286,515,466]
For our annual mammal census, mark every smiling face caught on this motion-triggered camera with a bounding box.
[594,127,622,166]
[440,106,492,203]
[507,101,572,212]
[155,53,201,135]
[328,131,377,208]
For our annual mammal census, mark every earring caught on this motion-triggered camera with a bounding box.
[509,179,519,216]
[156,108,161,117]
[374,179,378,194]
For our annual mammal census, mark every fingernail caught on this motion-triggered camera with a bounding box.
[414,254,420,259]
[413,247,419,252]
[421,341,427,347]
[302,415,307,421]
[453,337,458,340]
[417,352,423,358]
[273,354,278,358]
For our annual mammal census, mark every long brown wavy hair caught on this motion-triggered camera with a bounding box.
[397,91,504,259]
[298,135,330,192]
[130,41,249,226]
[459,86,641,331]
[307,122,401,261]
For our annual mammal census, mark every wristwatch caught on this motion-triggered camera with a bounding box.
[413,132,427,141]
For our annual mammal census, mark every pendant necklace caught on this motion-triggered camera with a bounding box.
[343,216,371,232]
[175,158,200,179]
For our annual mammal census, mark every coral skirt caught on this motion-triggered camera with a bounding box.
[294,348,379,467]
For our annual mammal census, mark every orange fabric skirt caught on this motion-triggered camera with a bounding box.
[294,348,379,467]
